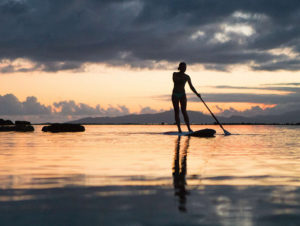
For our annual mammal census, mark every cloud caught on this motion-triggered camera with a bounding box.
[263,83,300,86]
[139,106,162,114]
[214,85,300,93]
[1,0,300,71]
[189,92,300,104]
[0,93,161,122]
[156,83,300,116]
[186,84,300,105]
[216,105,273,117]
[201,84,300,116]
[0,94,52,115]
[216,103,300,117]
[253,59,300,71]
[53,101,102,115]
[216,105,264,117]
[102,105,130,116]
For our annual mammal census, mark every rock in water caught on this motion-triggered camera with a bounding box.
[42,123,85,133]
[15,121,31,125]
[0,126,15,131]
[0,119,34,132]
[15,124,34,132]
[0,119,14,125]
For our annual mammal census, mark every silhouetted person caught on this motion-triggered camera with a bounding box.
[172,62,201,133]
[173,136,190,212]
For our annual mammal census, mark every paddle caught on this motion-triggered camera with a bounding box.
[199,96,231,136]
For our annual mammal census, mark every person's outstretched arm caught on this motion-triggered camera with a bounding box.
[187,76,201,98]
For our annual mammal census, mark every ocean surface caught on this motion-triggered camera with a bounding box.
[1,125,300,226]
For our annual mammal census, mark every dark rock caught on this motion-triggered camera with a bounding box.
[42,123,85,133]
[0,119,34,132]
[0,124,34,132]
[15,121,31,125]
[15,124,34,132]
[0,125,15,131]
[0,119,14,125]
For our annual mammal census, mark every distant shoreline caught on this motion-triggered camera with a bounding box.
[33,123,300,126]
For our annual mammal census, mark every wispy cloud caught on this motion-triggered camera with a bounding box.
[190,93,300,104]
[158,90,300,105]
[155,83,300,116]
[186,84,300,105]
[263,83,300,86]
[213,85,300,93]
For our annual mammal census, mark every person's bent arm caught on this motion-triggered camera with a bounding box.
[187,76,201,98]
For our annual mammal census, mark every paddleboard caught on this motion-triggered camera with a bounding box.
[164,129,216,137]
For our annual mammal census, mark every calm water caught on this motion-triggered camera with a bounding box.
[1,125,300,225]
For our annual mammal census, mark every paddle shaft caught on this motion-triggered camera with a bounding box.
[199,97,227,132]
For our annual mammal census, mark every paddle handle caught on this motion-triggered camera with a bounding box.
[199,97,226,132]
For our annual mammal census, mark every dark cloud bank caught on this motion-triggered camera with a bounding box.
[1,0,300,72]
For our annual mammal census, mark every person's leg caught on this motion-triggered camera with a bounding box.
[180,96,192,132]
[172,95,182,133]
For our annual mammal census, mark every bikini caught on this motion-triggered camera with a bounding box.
[172,92,186,98]
[172,74,187,99]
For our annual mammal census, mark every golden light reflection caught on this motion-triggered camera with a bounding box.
[1,125,300,190]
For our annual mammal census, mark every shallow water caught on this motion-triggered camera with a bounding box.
[1,125,300,225]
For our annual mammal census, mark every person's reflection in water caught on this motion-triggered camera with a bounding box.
[173,136,190,212]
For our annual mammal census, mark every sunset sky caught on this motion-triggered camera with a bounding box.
[1,0,300,122]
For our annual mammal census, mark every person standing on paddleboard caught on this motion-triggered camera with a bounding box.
[172,62,201,133]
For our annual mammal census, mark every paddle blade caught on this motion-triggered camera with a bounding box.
[224,130,231,136]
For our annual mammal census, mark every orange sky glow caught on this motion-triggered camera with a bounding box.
[0,61,298,115]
